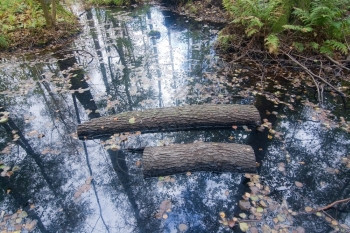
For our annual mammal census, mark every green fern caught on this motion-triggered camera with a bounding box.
[283,24,313,33]
[0,35,9,49]
[292,42,305,52]
[265,34,280,54]
[322,40,348,54]
[223,0,285,37]
[309,42,319,50]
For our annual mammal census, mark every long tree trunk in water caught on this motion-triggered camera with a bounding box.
[77,104,261,139]
[143,142,256,177]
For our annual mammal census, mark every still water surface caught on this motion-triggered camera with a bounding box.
[0,5,349,233]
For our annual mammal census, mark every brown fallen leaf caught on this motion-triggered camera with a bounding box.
[155,200,172,219]
[74,176,93,200]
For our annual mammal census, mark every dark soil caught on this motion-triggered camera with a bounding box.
[0,22,80,57]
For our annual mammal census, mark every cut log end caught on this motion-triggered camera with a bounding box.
[142,142,256,178]
[77,104,261,139]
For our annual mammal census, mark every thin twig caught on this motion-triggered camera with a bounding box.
[317,197,350,211]
[325,55,350,71]
[282,51,347,98]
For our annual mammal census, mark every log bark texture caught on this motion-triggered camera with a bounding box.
[142,142,256,177]
[77,104,261,139]
[78,104,260,139]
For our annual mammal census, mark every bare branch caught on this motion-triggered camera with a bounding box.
[317,197,350,211]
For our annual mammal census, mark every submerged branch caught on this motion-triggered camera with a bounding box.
[317,197,350,211]
[282,51,347,98]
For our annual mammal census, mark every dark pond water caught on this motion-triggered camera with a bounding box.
[0,4,349,233]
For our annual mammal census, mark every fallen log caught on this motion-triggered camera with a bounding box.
[142,142,256,177]
[77,104,261,139]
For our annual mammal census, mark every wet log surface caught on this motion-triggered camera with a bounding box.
[77,104,261,139]
[142,142,256,177]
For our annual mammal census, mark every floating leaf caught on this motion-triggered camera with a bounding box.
[256,207,264,213]
[74,177,93,200]
[277,214,285,222]
[228,220,235,227]
[259,200,267,208]
[178,223,188,232]
[156,200,172,219]
[305,206,313,212]
[295,181,303,188]
[239,222,249,232]
[19,211,28,218]
[316,212,322,217]
[15,217,22,224]
[110,144,120,151]
[24,220,37,231]
[278,163,285,172]
[239,213,247,219]
[0,116,8,124]
[219,211,226,219]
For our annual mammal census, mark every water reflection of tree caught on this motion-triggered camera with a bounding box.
[0,114,84,232]
[56,48,158,231]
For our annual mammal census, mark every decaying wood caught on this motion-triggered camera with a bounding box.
[142,142,256,177]
[77,104,261,139]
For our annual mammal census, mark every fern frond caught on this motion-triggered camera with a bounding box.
[292,42,304,52]
[319,44,334,56]
[246,28,259,37]
[293,7,310,24]
[283,25,313,33]
[309,42,319,50]
[264,33,279,54]
[323,40,348,54]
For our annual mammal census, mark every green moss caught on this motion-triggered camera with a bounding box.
[0,36,9,49]
[0,0,78,50]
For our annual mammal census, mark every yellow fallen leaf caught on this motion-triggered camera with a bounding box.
[239,222,249,232]
[129,117,136,124]
[219,211,226,219]
[305,206,313,212]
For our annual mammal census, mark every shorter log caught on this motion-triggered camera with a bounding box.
[142,142,256,177]
[77,104,261,139]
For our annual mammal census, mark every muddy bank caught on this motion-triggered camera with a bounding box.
[160,0,228,24]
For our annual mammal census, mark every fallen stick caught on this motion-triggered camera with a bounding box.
[317,197,350,211]
[77,104,261,139]
[142,142,256,177]
[282,51,347,98]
